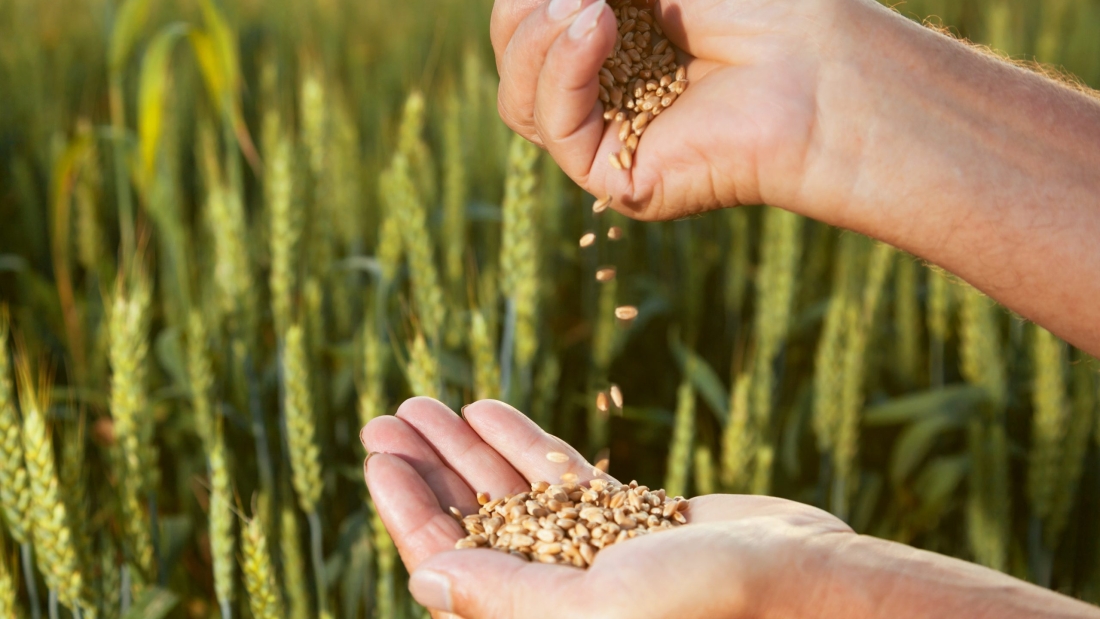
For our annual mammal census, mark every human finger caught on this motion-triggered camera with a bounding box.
[532,0,618,183]
[394,396,529,501]
[361,413,478,513]
[497,0,604,141]
[409,549,588,618]
[364,453,466,570]
[462,400,616,485]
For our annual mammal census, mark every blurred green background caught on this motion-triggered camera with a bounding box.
[0,0,1099,617]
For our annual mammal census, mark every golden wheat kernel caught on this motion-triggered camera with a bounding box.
[477,492,491,506]
[610,384,624,408]
[653,39,670,56]
[618,149,634,169]
[511,534,536,548]
[611,88,624,108]
[596,391,610,413]
[610,152,624,170]
[596,267,617,283]
[593,196,612,214]
[615,305,639,321]
[546,451,570,464]
[579,232,597,248]
[631,111,651,133]
[607,226,624,241]
[449,506,463,520]
[617,120,631,142]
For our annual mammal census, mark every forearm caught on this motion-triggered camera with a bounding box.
[797,0,1100,355]
[783,534,1100,619]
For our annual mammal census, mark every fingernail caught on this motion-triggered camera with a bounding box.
[568,0,604,40]
[548,0,583,21]
[359,426,369,449]
[409,569,453,612]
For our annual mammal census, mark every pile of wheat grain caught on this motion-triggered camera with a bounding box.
[600,0,689,170]
[451,473,689,567]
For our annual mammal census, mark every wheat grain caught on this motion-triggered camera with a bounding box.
[201,126,254,337]
[692,445,716,496]
[442,89,468,296]
[0,540,14,619]
[108,274,155,579]
[280,507,310,619]
[454,479,688,566]
[208,418,235,613]
[405,334,439,400]
[282,325,324,514]
[16,357,86,613]
[664,377,695,499]
[0,312,31,545]
[368,497,396,619]
[501,133,542,371]
[720,373,753,493]
[614,306,638,321]
[469,310,500,401]
[592,196,611,214]
[240,513,285,619]
[1028,325,1068,526]
[186,311,215,449]
[357,323,388,428]
[579,233,597,248]
[595,267,617,283]
[381,151,446,343]
[265,115,298,336]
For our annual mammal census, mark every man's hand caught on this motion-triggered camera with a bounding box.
[360,397,851,618]
[493,0,1100,356]
[490,0,848,220]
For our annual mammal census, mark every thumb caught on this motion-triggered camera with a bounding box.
[409,549,588,619]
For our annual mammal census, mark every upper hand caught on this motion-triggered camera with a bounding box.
[490,0,854,220]
[360,397,853,619]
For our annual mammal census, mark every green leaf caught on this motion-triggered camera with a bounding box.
[341,535,373,619]
[863,384,986,426]
[155,327,188,388]
[109,0,153,75]
[122,587,179,619]
[668,331,729,424]
[889,414,966,486]
[912,455,968,519]
[137,23,188,190]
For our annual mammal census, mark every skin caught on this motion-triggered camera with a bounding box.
[492,0,1100,356]
[365,0,1100,615]
[362,398,1100,618]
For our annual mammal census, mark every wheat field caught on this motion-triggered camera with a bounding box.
[0,0,1099,617]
